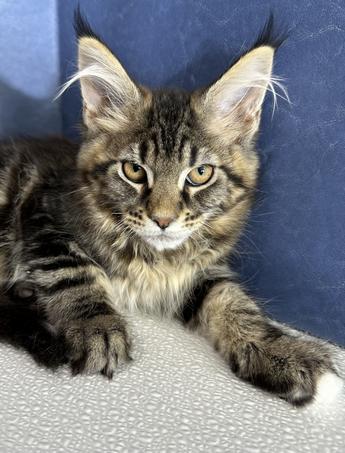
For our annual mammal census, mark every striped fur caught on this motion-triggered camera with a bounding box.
[0,13,338,405]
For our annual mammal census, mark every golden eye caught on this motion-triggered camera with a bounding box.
[122,162,147,184]
[186,165,214,186]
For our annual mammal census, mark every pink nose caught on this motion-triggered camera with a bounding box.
[152,216,174,230]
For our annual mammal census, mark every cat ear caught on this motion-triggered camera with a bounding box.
[77,36,142,130]
[58,10,145,132]
[194,45,275,144]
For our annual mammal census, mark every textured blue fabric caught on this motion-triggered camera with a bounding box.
[0,0,61,137]
[1,1,344,345]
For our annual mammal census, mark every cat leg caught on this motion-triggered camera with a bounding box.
[186,279,341,406]
[17,227,131,378]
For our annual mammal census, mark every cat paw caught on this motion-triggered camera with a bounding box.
[229,335,342,406]
[63,314,132,378]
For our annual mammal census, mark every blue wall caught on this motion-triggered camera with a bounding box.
[0,0,61,137]
[2,1,345,345]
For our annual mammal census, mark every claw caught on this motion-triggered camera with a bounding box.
[101,366,114,380]
[71,354,87,375]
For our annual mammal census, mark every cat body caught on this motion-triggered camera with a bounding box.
[0,131,235,319]
[0,12,341,406]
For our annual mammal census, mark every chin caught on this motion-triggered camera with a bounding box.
[141,233,190,251]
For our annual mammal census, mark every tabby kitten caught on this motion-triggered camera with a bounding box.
[0,13,340,406]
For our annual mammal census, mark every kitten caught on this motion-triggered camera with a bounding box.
[0,12,340,406]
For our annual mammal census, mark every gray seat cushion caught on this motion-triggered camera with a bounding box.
[0,315,344,452]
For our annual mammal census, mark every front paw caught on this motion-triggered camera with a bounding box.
[63,314,131,378]
[229,334,340,406]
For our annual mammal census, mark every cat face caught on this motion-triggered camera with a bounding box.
[83,91,241,251]
[64,19,277,253]
[77,89,258,252]
[115,109,220,252]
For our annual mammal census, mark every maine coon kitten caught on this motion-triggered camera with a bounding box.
[0,12,340,406]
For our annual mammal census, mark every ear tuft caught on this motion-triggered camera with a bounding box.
[251,12,288,52]
[56,7,146,132]
[193,14,289,145]
[74,5,101,42]
[227,13,289,72]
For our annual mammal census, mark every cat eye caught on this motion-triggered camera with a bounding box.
[122,162,147,184]
[186,165,214,186]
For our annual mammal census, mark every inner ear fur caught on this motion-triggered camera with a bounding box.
[77,35,148,131]
[192,46,275,145]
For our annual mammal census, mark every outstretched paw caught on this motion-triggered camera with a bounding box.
[63,314,132,378]
[229,334,342,406]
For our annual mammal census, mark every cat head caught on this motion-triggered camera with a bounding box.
[61,11,286,253]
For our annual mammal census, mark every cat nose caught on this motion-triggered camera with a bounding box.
[152,216,174,230]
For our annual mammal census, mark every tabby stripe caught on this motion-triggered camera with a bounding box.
[84,304,112,319]
[180,278,228,323]
[220,166,247,189]
[31,230,69,243]
[189,145,198,167]
[181,189,190,206]
[233,307,261,317]
[32,240,71,258]
[91,160,117,178]
[72,297,113,320]
[177,135,188,162]
[43,275,95,296]
[151,133,160,159]
[30,212,53,219]
[140,186,152,204]
[159,121,169,153]
[262,324,284,342]
[28,213,55,229]
[139,141,148,164]
[30,213,54,222]
[32,256,91,271]
[0,205,12,229]
[7,161,22,202]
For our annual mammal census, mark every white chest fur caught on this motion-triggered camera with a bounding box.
[110,257,197,317]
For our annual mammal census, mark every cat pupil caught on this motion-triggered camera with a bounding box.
[198,166,205,175]
[133,164,140,172]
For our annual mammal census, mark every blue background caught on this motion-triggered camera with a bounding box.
[1,1,344,345]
